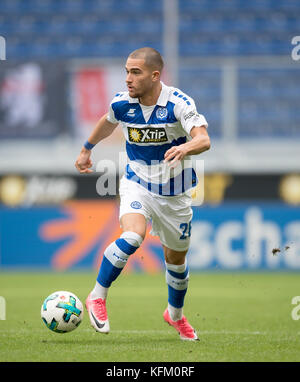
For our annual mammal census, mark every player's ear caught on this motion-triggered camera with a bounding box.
[152,70,160,82]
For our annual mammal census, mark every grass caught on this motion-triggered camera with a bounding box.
[0,271,299,362]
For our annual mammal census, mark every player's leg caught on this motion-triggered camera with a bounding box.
[120,212,147,237]
[149,191,198,340]
[86,213,146,333]
[94,212,146,295]
[162,245,198,341]
[86,176,149,333]
[163,245,188,320]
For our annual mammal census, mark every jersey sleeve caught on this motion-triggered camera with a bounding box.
[174,98,208,135]
[106,92,126,123]
[106,103,119,124]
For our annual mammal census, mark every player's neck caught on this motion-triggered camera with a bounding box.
[139,82,162,106]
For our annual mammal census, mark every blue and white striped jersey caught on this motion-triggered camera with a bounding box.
[107,82,208,196]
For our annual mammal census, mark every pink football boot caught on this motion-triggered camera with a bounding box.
[163,308,199,341]
[85,294,110,333]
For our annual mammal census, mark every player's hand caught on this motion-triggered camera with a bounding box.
[75,148,93,174]
[164,145,188,168]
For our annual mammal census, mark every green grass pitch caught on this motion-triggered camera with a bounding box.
[0,271,299,362]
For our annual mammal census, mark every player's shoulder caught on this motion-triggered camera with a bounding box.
[110,91,130,106]
[168,86,195,108]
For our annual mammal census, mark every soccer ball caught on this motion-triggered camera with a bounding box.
[41,291,84,333]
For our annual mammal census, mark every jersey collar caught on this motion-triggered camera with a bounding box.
[128,81,170,106]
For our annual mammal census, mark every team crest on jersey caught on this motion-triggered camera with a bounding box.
[156,107,168,120]
[130,201,142,209]
[128,126,168,143]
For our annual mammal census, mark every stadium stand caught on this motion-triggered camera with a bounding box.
[238,68,300,138]
[0,0,299,140]
[1,0,299,58]
[179,0,300,56]
[0,0,163,58]
[179,68,223,138]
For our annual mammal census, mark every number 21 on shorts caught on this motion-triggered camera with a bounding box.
[179,221,192,240]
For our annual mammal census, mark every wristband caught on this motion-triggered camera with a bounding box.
[84,140,95,150]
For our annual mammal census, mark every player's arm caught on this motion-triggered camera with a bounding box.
[164,98,210,166]
[75,113,118,174]
[182,125,210,155]
[164,126,210,166]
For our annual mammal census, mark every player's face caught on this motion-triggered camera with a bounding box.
[125,58,155,99]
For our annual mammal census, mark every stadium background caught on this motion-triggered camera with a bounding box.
[0,0,300,273]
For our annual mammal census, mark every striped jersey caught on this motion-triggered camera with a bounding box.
[107,81,208,196]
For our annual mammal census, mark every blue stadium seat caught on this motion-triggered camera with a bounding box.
[1,0,299,59]
[238,68,300,137]
[179,68,222,138]
[2,0,299,142]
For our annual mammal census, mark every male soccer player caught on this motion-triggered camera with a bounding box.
[75,47,210,341]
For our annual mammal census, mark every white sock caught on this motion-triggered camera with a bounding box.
[165,260,187,321]
[90,281,109,300]
[168,303,183,321]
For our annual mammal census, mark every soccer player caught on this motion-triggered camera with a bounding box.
[75,47,210,341]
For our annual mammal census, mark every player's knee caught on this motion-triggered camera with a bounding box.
[120,213,147,239]
[164,247,188,265]
[120,231,144,249]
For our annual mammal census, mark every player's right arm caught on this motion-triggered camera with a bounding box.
[75,112,118,174]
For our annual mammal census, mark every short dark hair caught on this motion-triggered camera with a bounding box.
[128,47,164,72]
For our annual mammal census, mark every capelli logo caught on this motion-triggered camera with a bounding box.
[291,36,300,61]
[0,36,6,60]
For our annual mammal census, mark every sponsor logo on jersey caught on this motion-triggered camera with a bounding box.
[183,110,200,121]
[127,127,168,143]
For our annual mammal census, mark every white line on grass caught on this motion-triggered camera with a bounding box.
[2,329,296,336]
[82,329,269,335]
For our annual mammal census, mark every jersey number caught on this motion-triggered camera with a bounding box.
[180,222,192,240]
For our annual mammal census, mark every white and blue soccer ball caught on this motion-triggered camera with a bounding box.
[41,291,83,333]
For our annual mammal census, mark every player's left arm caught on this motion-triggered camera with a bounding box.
[164,125,210,166]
